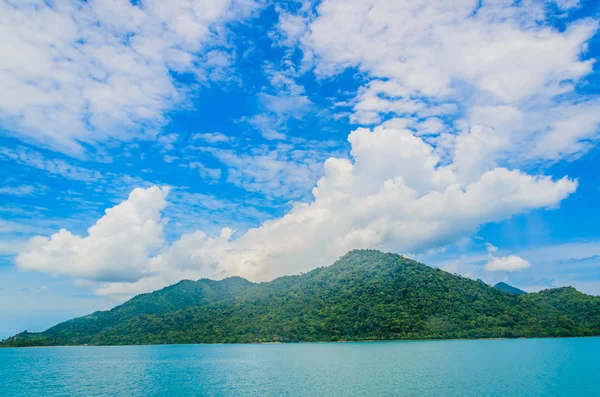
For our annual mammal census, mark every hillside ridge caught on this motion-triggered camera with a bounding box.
[3,250,600,347]
[494,282,528,295]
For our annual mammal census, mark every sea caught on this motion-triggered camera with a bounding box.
[1,338,599,396]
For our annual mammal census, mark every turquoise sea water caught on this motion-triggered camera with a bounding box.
[1,338,599,396]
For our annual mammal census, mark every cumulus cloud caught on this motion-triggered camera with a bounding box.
[16,123,576,298]
[485,255,531,272]
[9,0,594,300]
[0,0,259,154]
[17,186,169,283]
[302,0,600,164]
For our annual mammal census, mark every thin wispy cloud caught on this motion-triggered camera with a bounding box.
[0,0,261,155]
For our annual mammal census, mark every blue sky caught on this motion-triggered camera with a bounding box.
[1,0,600,337]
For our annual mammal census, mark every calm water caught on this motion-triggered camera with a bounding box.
[1,338,599,396]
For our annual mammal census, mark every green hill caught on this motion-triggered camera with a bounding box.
[3,250,600,347]
[494,282,527,295]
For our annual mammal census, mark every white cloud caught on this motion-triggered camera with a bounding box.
[192,132,230,144]
[273,10,310,48]
[188,162,222,182]
[245,64,313,140]
[0,185,36,196]
[157,133,179,152]
[204,142,331,199]
[9,0,594,301]
[16,186,169,283]
[485,243,498,253]
[485,255,531,272]
[554,0,582,11]
[16,123,576,298]
[163,155,179,164]
[163,189,272,238]
[414,240,600,294]
[0,146,103,182]
[246,114,288,140]
[308,0,595,102]
[156,132,180,163]
[0,0,260,155]
[303,0,600,164]
[462,100,600,166]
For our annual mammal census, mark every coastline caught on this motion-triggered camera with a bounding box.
[3,335,600,349]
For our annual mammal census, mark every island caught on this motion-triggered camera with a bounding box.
[3,250,599,347]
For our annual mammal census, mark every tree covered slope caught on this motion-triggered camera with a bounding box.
[3,250,600,347]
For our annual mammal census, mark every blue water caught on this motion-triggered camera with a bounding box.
[1,338,599,396]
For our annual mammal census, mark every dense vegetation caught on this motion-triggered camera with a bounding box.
[2,250,600,347]
[494,282,527,295]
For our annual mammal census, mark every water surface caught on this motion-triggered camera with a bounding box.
[1,338,599,396]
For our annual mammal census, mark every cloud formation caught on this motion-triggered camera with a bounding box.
[308,0,594,103]
[17,186,169,283]
[245,66,313,140]
[17,123,576,298]
[0,0,259,154]
[6,0,598,302]
[485,255,531,272]
[0,185,36,197]
[303,0,600,164]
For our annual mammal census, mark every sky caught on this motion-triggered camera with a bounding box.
[1,0,600,337]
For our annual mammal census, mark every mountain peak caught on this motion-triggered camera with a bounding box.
[493,282,527,295]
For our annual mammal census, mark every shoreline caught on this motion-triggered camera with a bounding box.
[3,335,599,349]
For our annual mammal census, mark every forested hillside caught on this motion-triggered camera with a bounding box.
[3,250,600,347]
